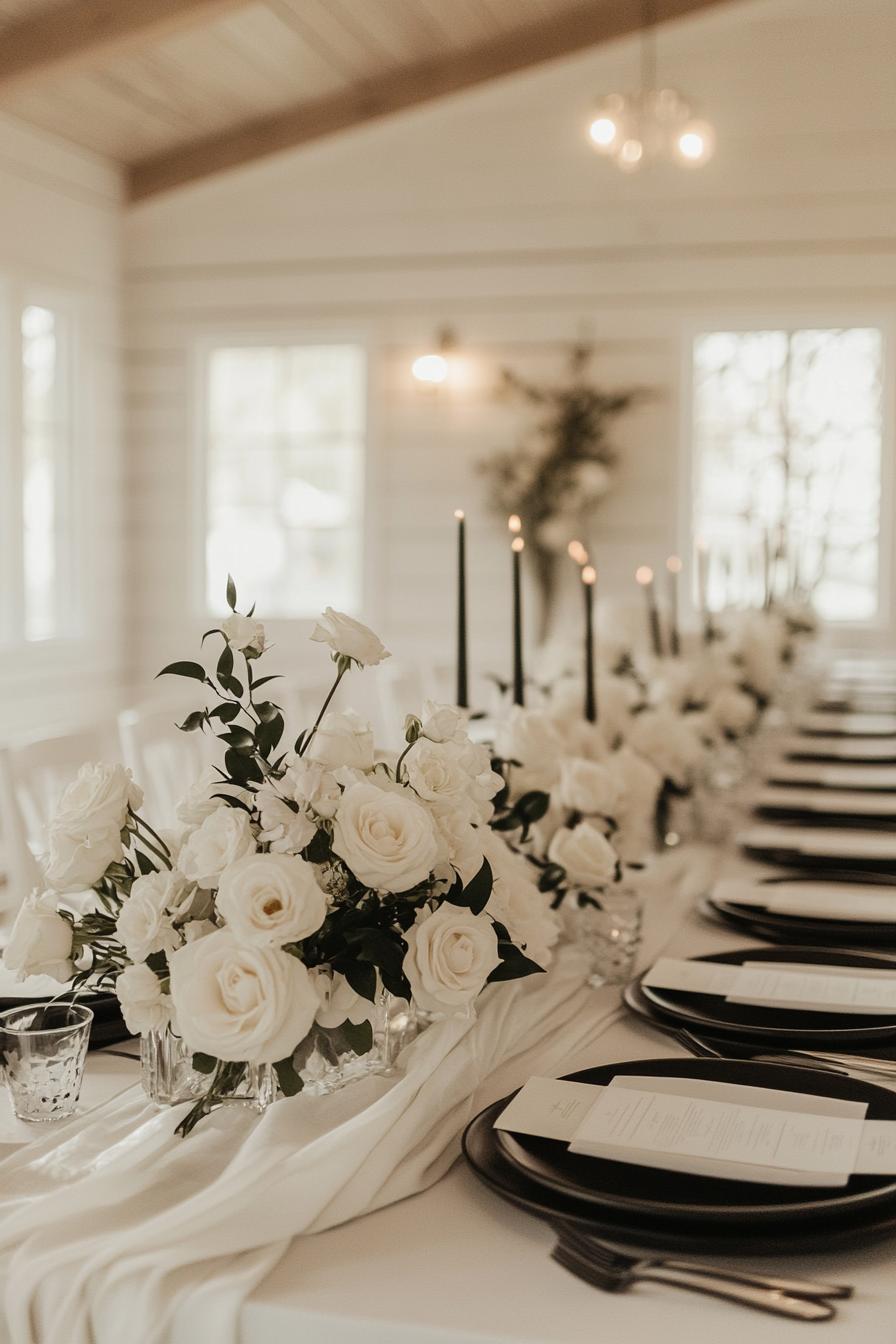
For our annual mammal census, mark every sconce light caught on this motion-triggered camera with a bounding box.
[411,327,457,385]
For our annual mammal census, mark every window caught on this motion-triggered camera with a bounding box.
[691,327,884,622]
[0,295,77,645]
[202,342,366,617]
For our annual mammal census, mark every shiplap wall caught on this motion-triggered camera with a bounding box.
[124,0,896,701]
[0,113,123,738]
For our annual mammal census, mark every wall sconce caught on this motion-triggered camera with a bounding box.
[411,327,456,385]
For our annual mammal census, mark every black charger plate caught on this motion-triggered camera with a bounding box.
[739,826,896,874]
[464,1097,896,1256]
[0,991,131,1051]
[637,946,896,1047]
[493,1057,896,1225]
[704,874,896,948]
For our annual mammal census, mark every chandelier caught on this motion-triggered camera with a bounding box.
[587,1,714,172]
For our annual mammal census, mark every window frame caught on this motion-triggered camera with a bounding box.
[0,277,85,651]
[192,324,379,629]
[679,311,895,636]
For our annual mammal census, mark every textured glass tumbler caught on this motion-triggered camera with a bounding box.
[0,1002,93,1122]
[573,887,643,989]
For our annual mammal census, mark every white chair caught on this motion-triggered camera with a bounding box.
[118,704,216,830]
[0,726,109,918]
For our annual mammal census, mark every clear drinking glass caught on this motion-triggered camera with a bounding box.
[0,1002,93,1122]
[571,884,643,988]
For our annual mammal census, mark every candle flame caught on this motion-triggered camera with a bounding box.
[568,539,588,565]
[635,565,654,585]
[511,536,525,553]
[666,554,683,573]
[454,508,465,521]
[508,514,522,534]
[582,565,596,585]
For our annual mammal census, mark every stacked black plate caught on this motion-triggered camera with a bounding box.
[463,1056,896,1254]
[703,874,896,947]
[738,824,896,875]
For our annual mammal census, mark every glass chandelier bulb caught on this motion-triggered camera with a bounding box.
[618,138,644,172]
[411,353,448,384]
[675,119,715,165]
[588,115,620,151]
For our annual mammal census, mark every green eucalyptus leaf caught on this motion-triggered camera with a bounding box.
[177,710,208,733]
[226,574,237,611]
[157,660,207,682]
[217,643,234,681]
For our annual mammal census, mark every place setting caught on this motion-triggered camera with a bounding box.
[700,874,896,947]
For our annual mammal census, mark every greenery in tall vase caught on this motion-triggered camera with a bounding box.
[478,344,648,642]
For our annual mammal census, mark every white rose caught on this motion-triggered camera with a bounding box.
[183,918,217,943]
[215,852,327,947]
[116,963,172,1036]
[402,904,501,1014]
[3,891,74,983]
[494,707,564,793]
[308,709,375,771]
[44,761,143,892]
[548,821,619,889]
[420,700,467,744]
[115,870,186,963]
[482,833,559,969]
[310,607,390,667]
[607,745,663,864]
[52,761,143,834]
[221,612,266,655]
[256,784,316,854]
[433,807,485,886]
[556,758,620,820]
[178,806,255,888]
[169,929,318,1063]
[649,660,698,713]
[332,781,439,892]
[44,821,124,893]
[626,706,705,789]
[176,766,249,827]
[406,740,478,820]
[709,686,758,738]
[309,968,376,1029]
[288,760,342,819]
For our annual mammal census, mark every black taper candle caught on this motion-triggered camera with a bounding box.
[636,566,663,658]
[510,522,525,706]
[666,554,682,657]
[583,564,597,722]
[454,510,468,707]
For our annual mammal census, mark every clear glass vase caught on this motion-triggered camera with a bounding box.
[294,991,412,1095]
[141,1027,274,1111]
[569,883,643,988]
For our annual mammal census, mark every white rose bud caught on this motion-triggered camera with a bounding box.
[332,781,439,892]
[115,870,186,963]
[420,700,466,744]
[548,821,619,889]
[115,963,172,1036]
[169,929,318,1063]
[178,806,255,888]
[310,607,390,667]
[221,612,266,655]
[402,904,501,1014]
[307,709,375,772]
[3,891,74,983]
[215,852,327,947]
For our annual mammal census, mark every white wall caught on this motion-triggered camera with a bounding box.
[124,0,896,702]
[0,113,123,739]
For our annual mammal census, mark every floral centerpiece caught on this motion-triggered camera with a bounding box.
[3,584,550,1135]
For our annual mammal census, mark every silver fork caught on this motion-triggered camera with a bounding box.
[551,1238,837,1321]
[556,1226,852,1302]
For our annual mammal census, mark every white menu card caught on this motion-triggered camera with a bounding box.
[714,877,896,922]
[643,956,896,1014]
[767,762,896,789]
[738,824,896,861]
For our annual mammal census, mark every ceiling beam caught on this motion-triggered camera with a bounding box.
[0,0,251,91]
[128,0,739,202]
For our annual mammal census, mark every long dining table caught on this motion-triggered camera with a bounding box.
[2,831,895,1344]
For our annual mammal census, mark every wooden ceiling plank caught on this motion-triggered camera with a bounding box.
[0,0,253,90]
[128,0,740,202]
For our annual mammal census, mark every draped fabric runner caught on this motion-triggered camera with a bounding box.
[0,854,703,1344]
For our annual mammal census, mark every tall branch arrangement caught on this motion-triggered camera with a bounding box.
[478,344,648,641]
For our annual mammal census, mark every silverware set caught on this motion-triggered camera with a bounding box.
[674,1026,896,1083]
[550,1226,850,1320]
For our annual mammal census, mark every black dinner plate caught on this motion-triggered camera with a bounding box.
[0,991,130,1051]
[704,874,896,948]
[754,803,896,829]
[637,945,896,1047]
[492,1057,896,1224]
[463,1094,896,1256]
[740,827,896,874]
[786,744,896,764]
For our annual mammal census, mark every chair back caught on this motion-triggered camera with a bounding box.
[118,704,216,830]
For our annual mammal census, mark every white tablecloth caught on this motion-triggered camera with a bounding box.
[3,845,895,1343]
